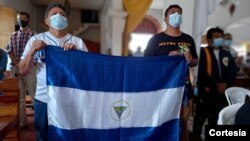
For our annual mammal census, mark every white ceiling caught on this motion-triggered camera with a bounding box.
[226,16,250,45]
[210,0,250,45]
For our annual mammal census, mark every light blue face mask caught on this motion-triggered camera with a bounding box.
[224,40,232,47]
[49,13,68,30]
[213,38,224,48]
[169,12,182,27]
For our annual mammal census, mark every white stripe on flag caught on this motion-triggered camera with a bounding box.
[48,86,184,130]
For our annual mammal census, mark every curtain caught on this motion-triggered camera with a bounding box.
[122,0,152,56]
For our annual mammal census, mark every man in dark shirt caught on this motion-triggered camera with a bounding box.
[192,27,237,140]
[145,4,198,141]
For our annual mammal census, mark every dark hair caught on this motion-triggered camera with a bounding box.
[164,4,182,17]
[224,33,232,38]
[45,2,66,17]
[206,27,224,40]
[18,11,30,20]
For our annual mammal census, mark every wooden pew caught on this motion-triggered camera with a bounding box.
[25,95,32,108]
[0,78,20,141]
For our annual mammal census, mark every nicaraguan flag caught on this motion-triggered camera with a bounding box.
[46,45,187,141]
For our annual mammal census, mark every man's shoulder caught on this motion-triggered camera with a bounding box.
[33,32,47,38]
[30,30,36,35]
[199,47,211,55]
[181,32,194,39]
[24,32,46,43]
[69,33,80,39]
[69,33,84,43]
[151,32,164,37]
[150,32,166,40]
[10,31,19,36]
[220,47,231,54]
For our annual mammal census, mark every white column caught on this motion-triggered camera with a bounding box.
[100,0,127,56]
[110,11,127,56]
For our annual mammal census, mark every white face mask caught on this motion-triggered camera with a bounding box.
[213,38,224,48]
[169,12,182,27]
[49,13,68,30]
[224,40,232,47]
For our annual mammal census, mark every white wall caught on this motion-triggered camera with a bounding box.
[100,0,126,55]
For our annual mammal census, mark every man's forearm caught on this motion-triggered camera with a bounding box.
[19,49,36,75]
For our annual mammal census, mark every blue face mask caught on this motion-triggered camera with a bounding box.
[224,40,232,47]
[49,13,68,30]
[169,12,182,27]
[213,38,224,48]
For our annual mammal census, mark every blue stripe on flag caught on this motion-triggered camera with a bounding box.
[45,45,187,92]
[46,45,187,141]
[48,119,180,141]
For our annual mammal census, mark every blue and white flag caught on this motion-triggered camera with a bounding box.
[46,45,187,141]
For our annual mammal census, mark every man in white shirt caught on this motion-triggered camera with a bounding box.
[19,2,88,141]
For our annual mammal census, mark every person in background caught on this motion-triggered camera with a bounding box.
[192,27,237,141]
[144,4,198,141]
[6,11,36,127]
[223,33,238,59]
[0,48,7,80]
[133,46,144,57]
[223,33,242,73]
[128,48,133,57]
[19,2,88,141]
[106,48,112,55]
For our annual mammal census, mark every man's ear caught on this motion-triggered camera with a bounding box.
[45,18,49,26]
[164,17,167,23]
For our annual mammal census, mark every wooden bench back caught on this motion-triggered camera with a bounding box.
[0,78,20,141]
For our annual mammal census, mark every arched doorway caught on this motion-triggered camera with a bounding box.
[129,15,161,55]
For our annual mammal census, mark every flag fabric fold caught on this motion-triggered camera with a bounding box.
[46,45,187,141]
